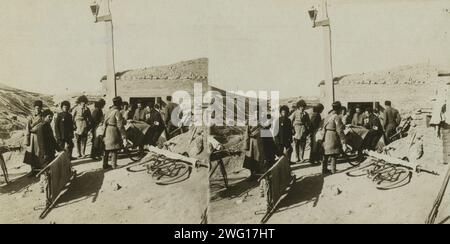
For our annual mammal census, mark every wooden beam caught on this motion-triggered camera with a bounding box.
[148,146,199,167]
[364,150,417,169]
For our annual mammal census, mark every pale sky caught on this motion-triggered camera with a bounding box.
[0,0,209,95]
[1,0,449,98]
[208,0,450,97]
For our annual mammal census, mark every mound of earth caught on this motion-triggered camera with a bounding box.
[109,58,208,82]
[319,63,439,86]
[166,126,208,162]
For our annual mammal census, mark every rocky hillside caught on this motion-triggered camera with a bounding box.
[0,83,53,140]
[104,58,208,82]
[53,93,102,108]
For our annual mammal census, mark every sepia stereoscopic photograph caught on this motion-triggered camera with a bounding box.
[1,0,450,227]
[0,0,209,224]
[207,0,450,224]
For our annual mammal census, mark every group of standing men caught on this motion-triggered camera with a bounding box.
[243,99,402,179]
[348,100,401,143]
[23,95,180,175]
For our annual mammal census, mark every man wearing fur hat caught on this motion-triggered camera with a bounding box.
[23,100,44,175]
[38,109,61,167]
[103,96,127,169]
[55,101,75,160]
[90,99,105,160]
[289,100,311,163]
[23,108,61,175]
[322,101,348,174]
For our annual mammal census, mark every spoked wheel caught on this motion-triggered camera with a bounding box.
[346,159,412,190]
[342,146,363,167]
[130,149,146,162]
[126,160,150,173]
[149,160,191,185]
[126,153,192,185]
[126,154,160,172]
[372,166,412,190]
[124,146,147,162]
[346,159,377,177]
[348,156,364,167]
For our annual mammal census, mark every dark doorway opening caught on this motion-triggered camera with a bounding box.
[129,97,165,109]
[347,102,383,114]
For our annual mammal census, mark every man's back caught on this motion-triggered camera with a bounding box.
[92,108,104,126]
[55,112,74,140]
[384,107,400,126]
[164,102,178,124]
[147,109,164,128]
[133,108,146,121]
[352,113,365,126]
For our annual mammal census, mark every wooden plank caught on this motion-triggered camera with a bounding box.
[36,152,67,178]
[258,156,288,182]
[364,150,417,169]
[148,146,199,166]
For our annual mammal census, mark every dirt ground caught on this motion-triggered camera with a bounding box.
[0,144,208,224]
[209,127,450,224]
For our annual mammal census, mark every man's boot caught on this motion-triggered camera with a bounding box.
[102,155,111,170]
[68,146,76,161]
[291,141,299,163]
[111,152,118,169]
[331,157,337,174]
[80,137,86,158]
[322,157,331,175]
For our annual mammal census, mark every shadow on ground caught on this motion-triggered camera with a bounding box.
[210,177,259,201]
[54,168,105,208]
[275,173,324,213]
[0,174,38,195]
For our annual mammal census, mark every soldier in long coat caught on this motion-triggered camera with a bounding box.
[72,95,92,158]
[363,107,383,151]
[145,104,165,146]
[289,100,311,163]
[243,111,281,181]
[309,103,324,164]
[103,97,127,169]
[54,101,75,160]
[274,105,293,161]
[23,100,44,175]
[243,124,264,180]
[163,96,179,139]
[90,99,105,160]
[383,100,401,143]
[24,109,61,174]
[38,109,61,167]
[322,101,348,174]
